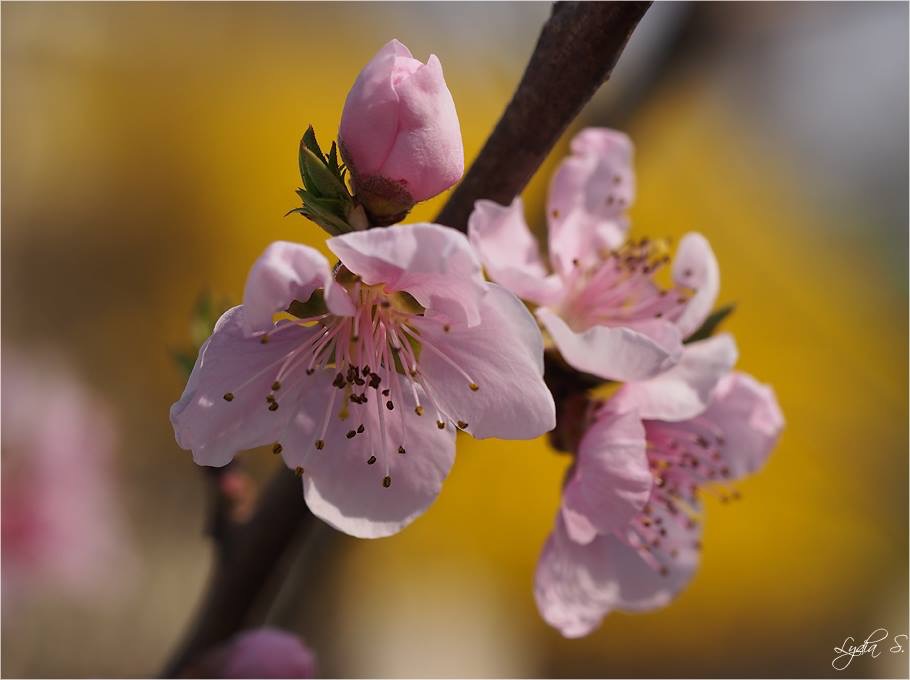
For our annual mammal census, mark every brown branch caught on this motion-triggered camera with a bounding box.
[436,1,651,232]
[162,469,314,677]
[162,3,650,675]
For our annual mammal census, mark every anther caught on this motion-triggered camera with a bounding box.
[306,368,315,375]
[315,440,325,450]
[382,388,390,397]
[272,381,282,391]
[414,405,424,416]
[260,335,270,345]
[469,383,479,392]
[357,424,365,433]
[333,373,346,388]
[346,430,356,439]
[398,446,406,454]
[436,420,446,430]
[223,392,235,402]
[268,401,279,411]
[456,420,468,430]
[382,475,392,488]
[272,443,283,455]
[367,455,377,465]
[443,324,451,333]
[295,466,304,477]
[386,400,394,410]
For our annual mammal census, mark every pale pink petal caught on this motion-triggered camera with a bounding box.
[561,408,651,543]
[535,512,700,637]
[610,334,739,422]
[546,128,634,275]
[703,372,784,479]
[282,372,455,539]
[534,520,616,638]
[672,232,720,338]
[328,223,485,326]
[408,283,555,440]
[538,309,683,381]
[339,40,418,176]
[241,241,338,334]
[597,515,700,613]
[170,307,317,467]
[467,198,564,306]
[377,54,464,202]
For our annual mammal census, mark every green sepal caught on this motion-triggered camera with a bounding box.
[686,303,736,343]
[292,125,364,236]
[171,290,232,378]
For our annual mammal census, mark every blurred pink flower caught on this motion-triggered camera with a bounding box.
[1,350,133,604]
[468,128,720,382]
[534,349,784,637]
[190,628,317,679]
[339,39,464,220]
[171,224,555,539]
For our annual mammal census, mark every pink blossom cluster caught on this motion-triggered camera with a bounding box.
[469,128,784,636]
[170,39,783,640]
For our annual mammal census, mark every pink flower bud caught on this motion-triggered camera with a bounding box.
[339,39,464,223]
[188,628,317,679]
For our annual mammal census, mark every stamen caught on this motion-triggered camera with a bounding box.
[382,475,392,488]
[223,392,234,402]
[272,443,283,455]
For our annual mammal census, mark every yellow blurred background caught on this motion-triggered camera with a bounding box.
[2,2,907,678]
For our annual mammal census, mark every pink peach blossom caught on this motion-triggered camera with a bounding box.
[339,40,464,209]
[171,224,555,539]
[535,354,783,637]
[468,128,720,382]
[1,350,133,604]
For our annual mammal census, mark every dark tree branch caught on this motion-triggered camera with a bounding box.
[162,3,650,675]
[436,1,651,232]
[162,469,314,677]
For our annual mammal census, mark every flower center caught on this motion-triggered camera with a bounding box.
[613,417,739,576]
[559,238,693,330]
[222,275,480,488]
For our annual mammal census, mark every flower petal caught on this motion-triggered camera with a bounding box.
[338,40,417,176]
[538,309,683,382]
[328,223,485,326]
[534,512,701,637]
[467,198,563,306]
[281,372,455,539]
[561,408,651,543]
[534,520,617,638]
[241,242,342,335]
[170,307,317,467]
[672,232,720,339]
[546,128,634,276]
[376,54,464,202]
[610,334,739,422]
[703,372,784,479]
[408,283,555,440]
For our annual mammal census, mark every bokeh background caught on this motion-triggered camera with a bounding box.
[2,2,907,678]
